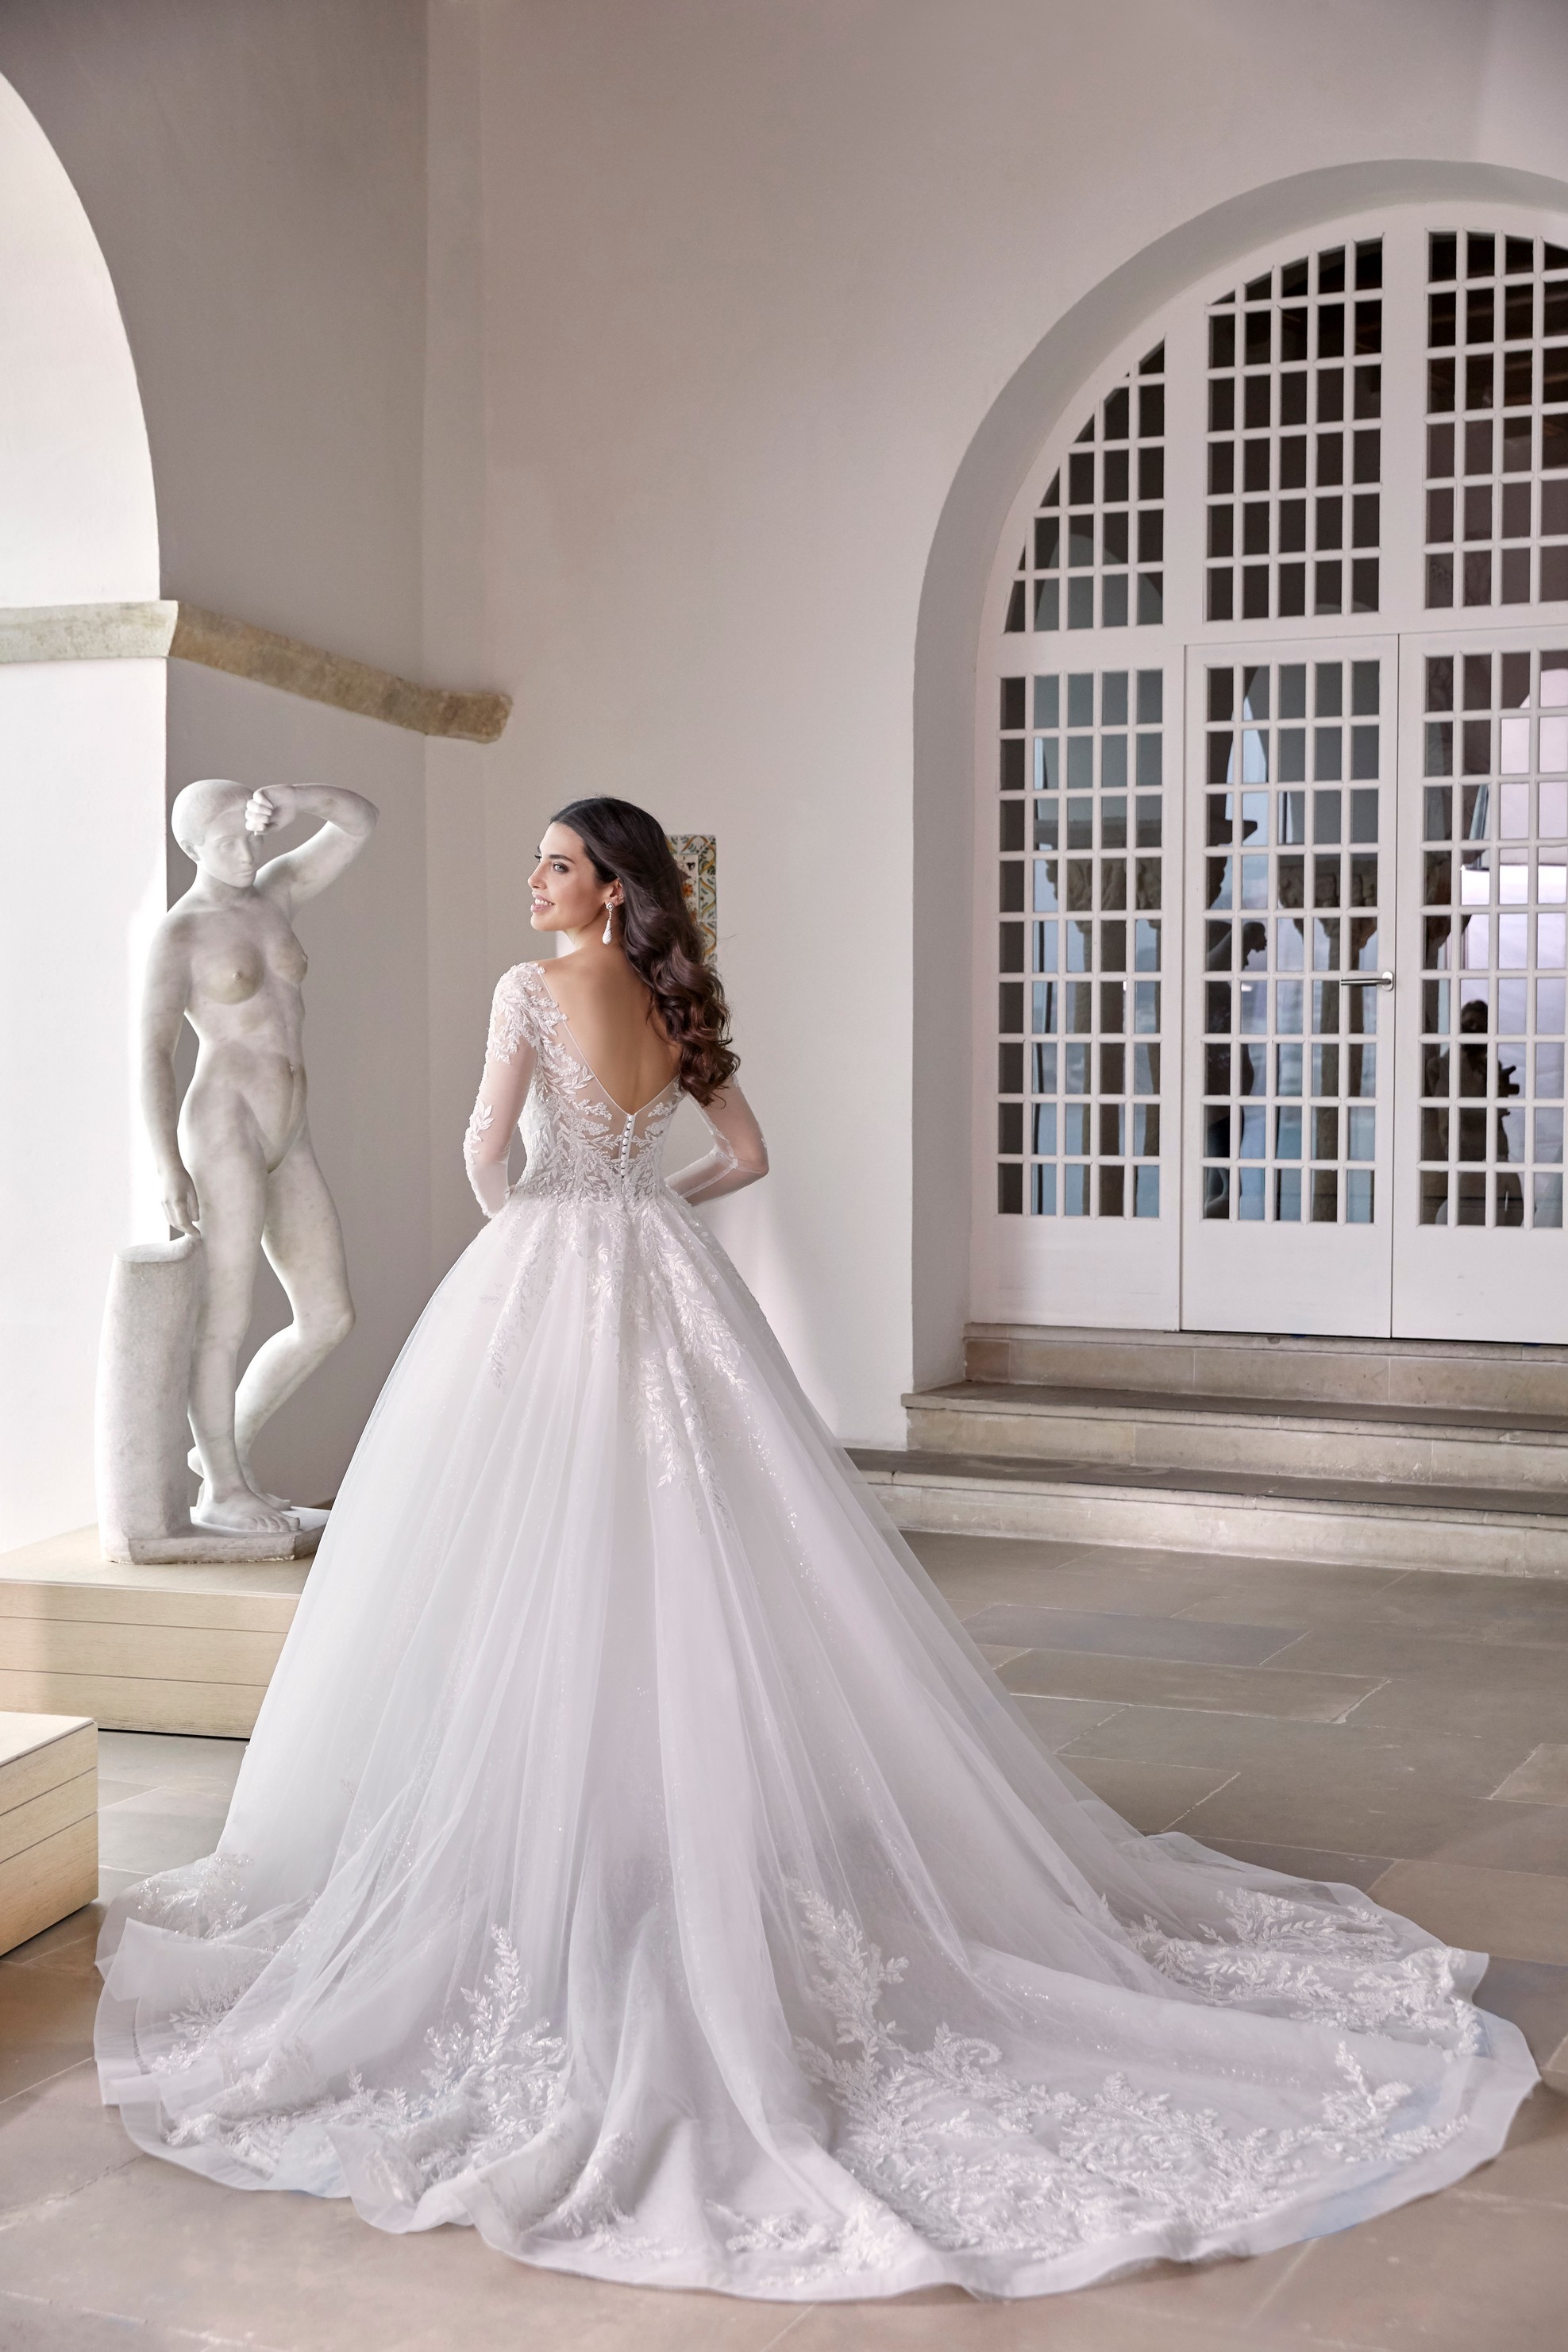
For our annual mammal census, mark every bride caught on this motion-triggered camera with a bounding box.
[97,796,1535,2300]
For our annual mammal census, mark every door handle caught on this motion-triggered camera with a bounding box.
[1343,970,1395,990]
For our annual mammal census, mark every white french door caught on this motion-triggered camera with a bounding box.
[973,206,1568,1345]
[1391,626,1568,1338]
[1181,637,1398,1335]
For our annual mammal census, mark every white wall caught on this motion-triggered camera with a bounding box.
[0,73,163,1548]
[459,0,1568,1440]
[2,2,441,1517]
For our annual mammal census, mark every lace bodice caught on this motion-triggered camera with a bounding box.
[464,960,766,1216]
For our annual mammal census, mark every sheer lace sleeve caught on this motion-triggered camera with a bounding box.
[667,1082,769,1205]
[464,968,539,1216]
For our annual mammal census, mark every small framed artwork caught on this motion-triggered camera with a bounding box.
[668,834,717,958]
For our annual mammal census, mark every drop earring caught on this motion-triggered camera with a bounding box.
[602,899,615,946]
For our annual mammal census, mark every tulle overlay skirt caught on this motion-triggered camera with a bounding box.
[96,1182,1537,2299]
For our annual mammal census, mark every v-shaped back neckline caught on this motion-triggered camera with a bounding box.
[530,963,680,1121]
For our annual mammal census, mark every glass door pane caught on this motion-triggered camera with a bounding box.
[1181,637,1398,1335]
[1393,629,1568,1338]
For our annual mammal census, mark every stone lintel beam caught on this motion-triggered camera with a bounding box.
[0,600,510,743]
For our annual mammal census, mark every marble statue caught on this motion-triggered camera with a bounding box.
[136,780,378,1537]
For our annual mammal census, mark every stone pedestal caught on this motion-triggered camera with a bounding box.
[95,1237,202,1560]
[94,1240,326,1562]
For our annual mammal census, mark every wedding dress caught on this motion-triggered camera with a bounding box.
[96,958,1536,2301]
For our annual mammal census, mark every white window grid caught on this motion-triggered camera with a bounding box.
[1424,230,1568,613]
[982,206,1568,1305]
[996,667,1165,1217]
[1205,237,1383,626]
[1199,656,1385,1224]
[1005,344,1166,639]
[1418,644,1568,1227]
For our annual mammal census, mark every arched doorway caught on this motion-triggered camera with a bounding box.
[973,201,1568,1344]
[0,71,162,1548]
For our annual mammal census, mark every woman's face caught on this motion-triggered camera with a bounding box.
[530,823,613,935]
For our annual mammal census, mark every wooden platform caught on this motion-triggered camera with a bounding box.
[0,1712,97,1955]
[0,1529,309,1737]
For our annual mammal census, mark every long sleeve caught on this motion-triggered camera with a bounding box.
[668,1082,769,1205]
[464,971,539,1216]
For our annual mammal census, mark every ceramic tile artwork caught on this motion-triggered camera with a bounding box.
[668,834,717,959]
[2,1530,1566,2352]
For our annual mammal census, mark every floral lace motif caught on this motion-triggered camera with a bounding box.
[168,1926,572,2194]
[1131,1888,1485,2054]
[500,963,681,1213]
[133,1851,253,1940]
[775,1886,1461,2265]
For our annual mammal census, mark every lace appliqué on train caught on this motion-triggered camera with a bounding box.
[1131,1888,1485,2053]
[776,1887,1461,2266]
[167,1926,572,2196]
[132,1852,253,1940]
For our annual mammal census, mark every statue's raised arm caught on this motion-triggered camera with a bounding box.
[246,783,379,910]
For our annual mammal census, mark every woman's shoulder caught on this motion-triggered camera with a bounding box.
[486,960,556,1060]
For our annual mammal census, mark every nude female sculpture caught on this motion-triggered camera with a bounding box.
[141,780,377,1535]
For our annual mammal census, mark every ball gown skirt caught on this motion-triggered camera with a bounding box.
[95,962,1537,2300]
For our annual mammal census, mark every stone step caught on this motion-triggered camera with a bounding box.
[0,1528,308,1737]
[851,1445,1568,1577]
[967,1322,1568,1417]
[907,1380,1568,1492]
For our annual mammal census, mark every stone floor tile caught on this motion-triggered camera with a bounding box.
[907,1531,1100,1581]
[97,1804,226,1878]
[974,1644,1025,1668]
[1054,1755,1239,1834]
[96,1868,142,1907]
[95,1776,159,1807]
[100,1783,237,1823]
[1366,1860,1568,1965]
[1473,1959,1568,2076]
[1337,1673,1568,1748]
[0,2062,141,2221]
[1257,2180,1568,2349]
[964,1606,1300,1667]
[782,2293,1280,2352]
[1491,1744,1568,1804]
[0,2299,233,2352]
[0,2157,808,2352]
[997,1650,1379,1722]
[1177,1564,1414,1625]
[95,1733,246,1788]
[1056,1703,1535,1801]
[1315,1575,1568,1646]
[1269,1625,1568,1697]
[1186,1838,1396,1894]
[1426,1800,1568,1876]
[1169,1769,1531,1866]
[1462,2080,1568,2200]
[0,1960,99,2099]
[1008,1695,1127,1751]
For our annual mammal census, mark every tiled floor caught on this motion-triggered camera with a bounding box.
[2,1530,1567,2350]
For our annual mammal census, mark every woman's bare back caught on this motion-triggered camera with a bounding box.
[538,958,680,1116]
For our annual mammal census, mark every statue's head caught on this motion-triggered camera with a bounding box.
[171,780,260,889]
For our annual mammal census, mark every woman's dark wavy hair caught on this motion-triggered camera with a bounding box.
[551,796,738,1104]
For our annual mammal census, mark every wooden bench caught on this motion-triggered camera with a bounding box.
[0,1712,98,1955]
